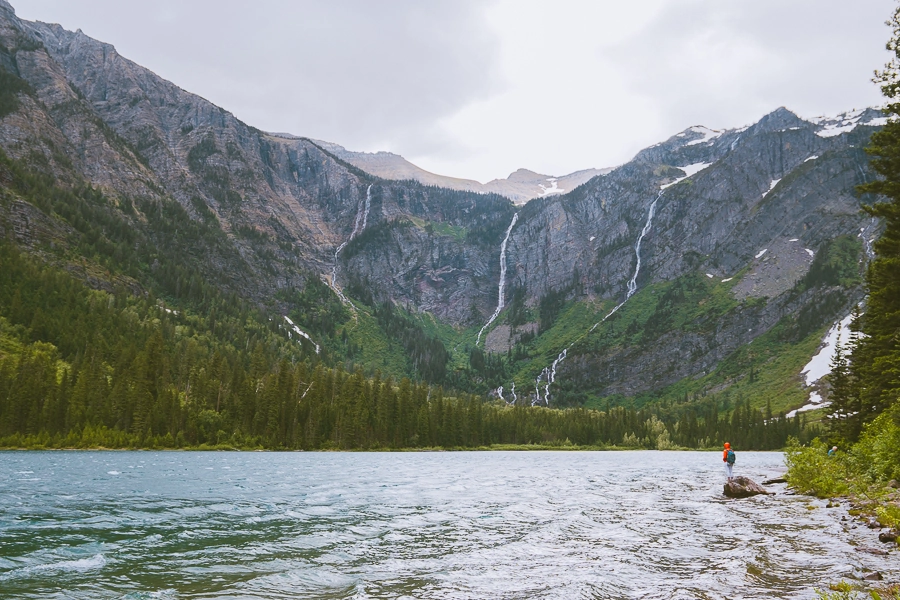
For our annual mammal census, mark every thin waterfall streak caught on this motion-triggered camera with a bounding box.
[330,185,373,304]
[589,301,625,333]
[360,184,372,232]
[476,213,519,346]
[534,190,664,405]
[510,382,517,405]
[627,190,662,298]
[862,217,877,261]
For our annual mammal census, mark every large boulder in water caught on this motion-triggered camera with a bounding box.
[724,476,773,498]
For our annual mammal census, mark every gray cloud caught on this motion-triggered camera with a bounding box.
[15,0,502,153]
[608,0,892,131]
[11,0,898,181]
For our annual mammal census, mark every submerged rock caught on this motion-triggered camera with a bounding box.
[724,476,773,498]
[878,530,898,543]
[762,477,787,485]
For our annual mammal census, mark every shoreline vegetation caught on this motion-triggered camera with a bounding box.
[788,434,900,600]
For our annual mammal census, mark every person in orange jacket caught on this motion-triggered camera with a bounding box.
[723,442,735,481]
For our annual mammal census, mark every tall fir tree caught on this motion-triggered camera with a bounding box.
[854,5,900,429]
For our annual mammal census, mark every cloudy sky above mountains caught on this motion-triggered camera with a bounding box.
[15,0,895,182]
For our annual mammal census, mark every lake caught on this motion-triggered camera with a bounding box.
[0,450,891,599]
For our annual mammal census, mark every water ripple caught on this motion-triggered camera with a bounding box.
[0,450,893,598]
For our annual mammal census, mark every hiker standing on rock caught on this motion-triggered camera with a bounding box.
[723,442,735,481]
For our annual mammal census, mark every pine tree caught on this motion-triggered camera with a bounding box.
[826,322,861,442]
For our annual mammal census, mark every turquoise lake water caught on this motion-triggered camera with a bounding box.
[0,450,893,599]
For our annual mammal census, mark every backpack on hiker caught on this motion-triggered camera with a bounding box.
[726,449,736,465]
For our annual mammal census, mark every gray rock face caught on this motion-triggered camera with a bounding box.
[0,7,513,323]
[724,476,773,498]
[497,106,877,398]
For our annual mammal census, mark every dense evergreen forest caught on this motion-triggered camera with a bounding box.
[0,237,809,450]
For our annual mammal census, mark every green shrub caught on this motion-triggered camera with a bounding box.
[848,404,900,483]
[784,437,851,497]
[815,581,859,600]
[814,581,900,600]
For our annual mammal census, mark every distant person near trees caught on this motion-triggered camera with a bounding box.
[723,442,735,481]
[828,445,838,457]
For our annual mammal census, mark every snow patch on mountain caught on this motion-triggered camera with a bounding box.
[800,313,855,386]
[283,316,320,354]
[538,178,564,197]
[807,109,888,138]
[786,392,829,418]
[684,126,722,146]
[763,179,781,198]
[661,162,711,189]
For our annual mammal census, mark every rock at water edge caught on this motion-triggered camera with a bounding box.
[724,476,773,498]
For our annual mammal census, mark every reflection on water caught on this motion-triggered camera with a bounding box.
[0,451,891,599]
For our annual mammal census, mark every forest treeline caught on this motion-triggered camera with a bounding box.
[0,241,811,450]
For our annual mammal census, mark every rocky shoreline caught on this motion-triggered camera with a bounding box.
[726,473,900,593]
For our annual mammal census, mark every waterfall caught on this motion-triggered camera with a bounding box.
[861,217,877,261]
[495,382,519,406]
[330,184,373,302]
[476,213,519,346]
[626,190,662,298]
[534,190,664,405]
[360,184,372,232]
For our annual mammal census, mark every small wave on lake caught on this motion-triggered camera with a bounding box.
[0,451,893,598]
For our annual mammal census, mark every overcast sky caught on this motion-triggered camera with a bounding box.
[13,0,895,182]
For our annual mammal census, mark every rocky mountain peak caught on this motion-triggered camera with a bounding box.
[503,168,544,183]
[751,106,805,132]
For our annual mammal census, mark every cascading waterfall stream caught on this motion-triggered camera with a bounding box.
[861,217,878,260]
[329,184,373,303]
[477,213,519,346]
[533,189,665,406]
[626,190,662,298]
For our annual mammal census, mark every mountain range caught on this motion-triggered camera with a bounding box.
[305,137,613,205]
[0,0,884,417]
